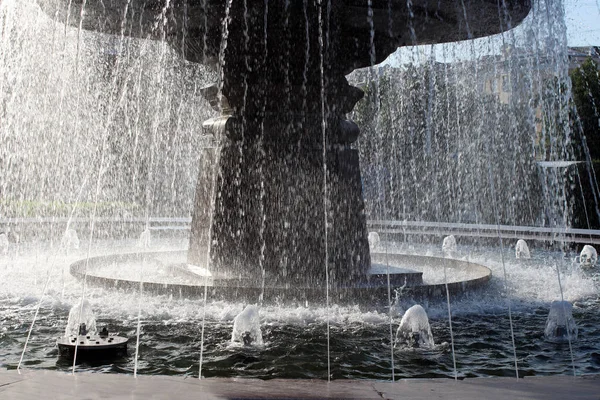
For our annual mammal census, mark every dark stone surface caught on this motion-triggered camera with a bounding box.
[68,251,489,304]
[368,263,423,287]
[37,1,532,69]
[1,369,599,399]
[208,137,370,288]
[57,335,128,362]
[186,116,371,288]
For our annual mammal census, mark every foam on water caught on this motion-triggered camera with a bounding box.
[1,239,597,329]
[0,238,599,378]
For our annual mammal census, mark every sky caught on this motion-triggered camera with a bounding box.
[565,0,600,45]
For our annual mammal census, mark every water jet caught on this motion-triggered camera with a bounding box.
[396,304,434,349]
[3,0,599,388]
[544,300,578,344]
[515,239,531,260]
[34,0,531,292]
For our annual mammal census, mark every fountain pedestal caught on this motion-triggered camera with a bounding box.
[188,112,371,288]
[187,2,379,288]
[36,0,532,292]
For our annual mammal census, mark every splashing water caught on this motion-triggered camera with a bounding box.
[544,300,578,343]
[61,229,80,251]
[578,245,597,269]
[65,299,97,336]
[231,305,263,346]
[368,232,380,250]
[442,235,457,258]
[395,304,435,349]
[137,228,152,249]
[0,0,599,383]
[515,239,531,260]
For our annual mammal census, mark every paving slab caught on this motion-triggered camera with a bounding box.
[1,369,599,400]
[373,375,600,400]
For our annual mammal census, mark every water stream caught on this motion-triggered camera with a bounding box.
[1,238,599,378]
[1,0,600,383]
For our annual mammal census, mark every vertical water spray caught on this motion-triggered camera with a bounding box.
[133,228,152,378]
[133,260,144,378]
[8,0,544,382]
[444,263,458,380]
[17,260,53,373]
[570,53,600,226]
[554,261,577,375]
[238,0,249,289]
[316,0,331,382]
[486,132,520,380]
[543,0,579,374]
[257,0,269,305]
[473,35,515,379]
[367,0,395,380]
[199,0,234,380]
[515,239,531,259]
[69,0,108,372]
[429,45,459,377]
[16,173,92,372]
[131,1,176,377]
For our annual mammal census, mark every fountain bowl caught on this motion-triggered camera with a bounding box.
[69,251,491,304]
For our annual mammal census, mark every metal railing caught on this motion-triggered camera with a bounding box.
[367,220,600,245]
[2,216,599,244]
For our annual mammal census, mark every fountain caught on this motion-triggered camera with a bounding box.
[544,300,578,343]
[515,239,531,260]
[65,300,97,337]
[61,228,80,252]
[368,232,380,250]
[137,228,152,249]
[442,235,457,258]
[33,0,531,295]
[578,245,597,270]
[58,300,128,361]
[395,304,435,349]
[231,304,263,347]
[3,0,600,389]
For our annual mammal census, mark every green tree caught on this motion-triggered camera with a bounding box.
[570,57,600,158]
[569,57,600,229]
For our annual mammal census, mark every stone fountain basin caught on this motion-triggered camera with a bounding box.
[36,0,531,67]
[69,251,491,303]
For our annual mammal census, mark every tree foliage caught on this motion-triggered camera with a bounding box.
[351,59,543,226]
[570,57,600,159]
[568,57,600,229]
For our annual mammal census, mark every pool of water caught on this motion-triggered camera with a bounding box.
[1,238,599,379]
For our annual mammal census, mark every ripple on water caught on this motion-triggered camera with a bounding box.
[1,241,600,379]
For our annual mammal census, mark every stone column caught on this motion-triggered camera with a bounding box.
[187,117,224,270]
[188,84,371,289]
[188,1,371,289]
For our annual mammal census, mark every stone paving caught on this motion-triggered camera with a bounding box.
[1,370,599,399]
